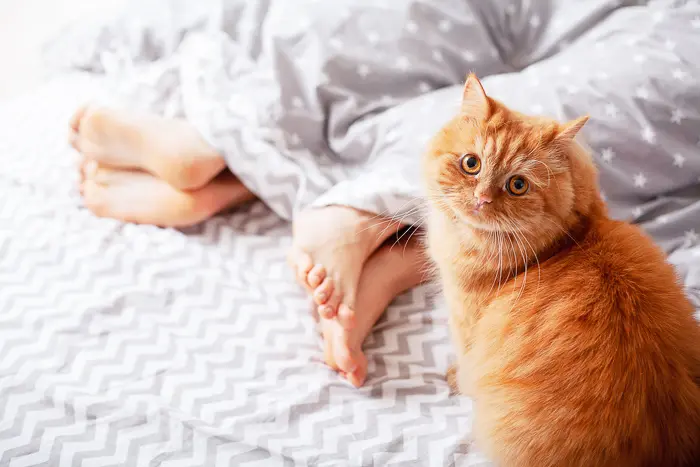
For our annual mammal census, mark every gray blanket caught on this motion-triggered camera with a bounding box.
[0,0,698,465]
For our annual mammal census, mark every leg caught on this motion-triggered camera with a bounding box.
[79,161,254,227]
[70,106,226,190]
[316,234,428,387]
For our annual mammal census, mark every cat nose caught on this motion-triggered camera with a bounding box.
[475,193,492,209]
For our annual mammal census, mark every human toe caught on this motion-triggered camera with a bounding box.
[314,277,334,306]
[290,250,314,288]
[318,289,341,321]
[306,264,326,288]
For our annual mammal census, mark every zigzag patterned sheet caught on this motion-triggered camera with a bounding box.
[0,76,485,466]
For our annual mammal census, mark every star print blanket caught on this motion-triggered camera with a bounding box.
[1,0,699,466]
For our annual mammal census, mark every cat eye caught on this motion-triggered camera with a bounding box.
[507,176,529,196]
[459,154,481,175]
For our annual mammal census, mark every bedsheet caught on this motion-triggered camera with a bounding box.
[2,0,700,465]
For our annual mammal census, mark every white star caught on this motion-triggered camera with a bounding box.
[633,172,647,188]
[601,147,615,163]
[406,21,418,34]
[558,65,571,75]
[439,20,452,32]
[461,50,476,62]
[652,11,665,23]
[665,39,676,51]
[292,96,304,108]
[692,17,700,29]
[529,15,541,28]
[432,50,444,62]
[685,229,699,244]
[419,81,431,93]
[635,86,651,100]
[633,207,643,218]
[671,109,684,124]
[633,54,647,64]
[357,64,370,78]
[604,103,619,118]
[673,153,686,167]
[367,32,379,44]
[658,215,669,224]
[642,127,656,144]
[672,68,688,81]
[395,56,410,71]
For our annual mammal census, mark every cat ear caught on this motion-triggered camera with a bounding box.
[461,73,490,121]
[556,115,589,142]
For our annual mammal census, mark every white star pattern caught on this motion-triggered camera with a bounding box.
[461,50,476,62]
[633,172,647,188]
[685,229,699,244]
[672,68,688,81]
[529,15,541,28]
[605,103,619,118]
[439,20,452,32]
[671,109,684,124]
[395,56,410,71]
[658,215,669,224]
[635,86,650,100]
[288,132,301,146]
[357,64,370,78]
[652,11,665,24]
[406,21,418,34]
[432,50,444,62]
[642,127,656,144]
[419,81,431,93]
[601,148,615,163]
[633,54,647,64]
[673,153,686,168]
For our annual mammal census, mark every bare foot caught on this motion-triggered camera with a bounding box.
[79,161,254,227]
[288,206,405,329]
[70,105,226,190]
[318,236,428,387]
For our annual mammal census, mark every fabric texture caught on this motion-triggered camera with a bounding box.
[0,0,698,465]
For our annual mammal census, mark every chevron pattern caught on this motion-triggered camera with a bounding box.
[0,76,484,466]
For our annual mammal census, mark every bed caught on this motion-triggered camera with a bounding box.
[1,0,699,465]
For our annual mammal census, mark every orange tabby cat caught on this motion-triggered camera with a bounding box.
[424,74,700,467]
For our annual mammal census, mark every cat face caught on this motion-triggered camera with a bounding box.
[424,74,588,235]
